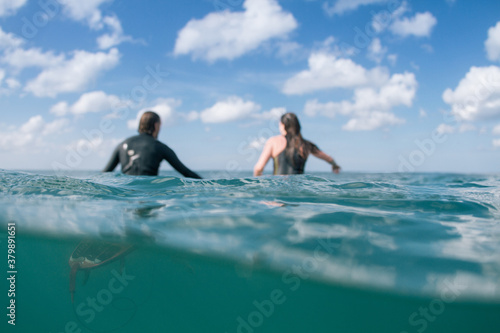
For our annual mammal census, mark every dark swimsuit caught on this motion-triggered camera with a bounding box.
[273,140,319,175]
[273,150,305,175]
[103,133,202,178]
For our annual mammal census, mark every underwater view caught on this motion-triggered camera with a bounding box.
[1,169,500,333]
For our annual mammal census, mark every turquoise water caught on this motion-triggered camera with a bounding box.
[1,170,499,332]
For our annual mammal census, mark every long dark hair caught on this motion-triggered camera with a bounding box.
[281,112,318,167]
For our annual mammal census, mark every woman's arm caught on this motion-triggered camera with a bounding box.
[253,139,274,176]
[311,149,341,174]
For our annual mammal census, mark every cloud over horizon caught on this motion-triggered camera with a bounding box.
[173,0,297,62]
[443,66,500,122]
[50,90,122,116]
[304,71,417,131]
[0,115,69,151]
[282,52,390,95]
[24,48,120,97]
[199,96,261,123]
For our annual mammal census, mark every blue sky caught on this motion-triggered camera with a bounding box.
[1,0,500,174]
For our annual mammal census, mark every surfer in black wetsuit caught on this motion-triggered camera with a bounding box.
[253,112,340,176]
[103,111,202,178]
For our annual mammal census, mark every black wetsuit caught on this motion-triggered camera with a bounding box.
[103,133,202,178]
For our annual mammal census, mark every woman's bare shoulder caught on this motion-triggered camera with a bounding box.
[266,135,286,157]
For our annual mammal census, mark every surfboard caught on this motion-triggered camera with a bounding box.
[69,240,134,302]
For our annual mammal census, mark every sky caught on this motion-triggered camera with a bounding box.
[1,0,500,174]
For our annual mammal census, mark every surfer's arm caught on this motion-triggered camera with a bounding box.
[311,149,340,174]
[253,139,273,176]
[103,146,120,172]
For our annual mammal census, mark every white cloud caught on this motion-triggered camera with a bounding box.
[442,66,500,121]
[288,51,417,131]
[199,96,261,123]
[372,1,409,33]
[342,111,404,131]
[50,101,70,117]
[63,137,121,161]
[2,48,64,70]
[304,72,417,131]
[20,115,44,133]
[42,118,70,135]
[97,15,134,50]
[493,139,500,148]
[323,0,387,16]
[367,38,387,63]
[59,0,112,29]
[71,91,121,115]
[313,36,358,58]
[371,4,437,39]
[5,78,20,89]
[435,123,455,135]
[485,22,500,62]
[0,69,19,95]
[127,98,182,130]
[183,111,199,122]
[419,108,427,118]
[24,48,121,97]
[0,0,27,17]
[0,115,69,150]
[390,12,437,37]
[0,27,24,50]
[282,52,390,95]
[256,107,285,120]
[59,0,134,49]
[173,0,297,62]
[50,91,122,116]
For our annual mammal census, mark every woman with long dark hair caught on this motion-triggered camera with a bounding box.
[253,112,340,176]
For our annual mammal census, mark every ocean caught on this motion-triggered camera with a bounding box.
[1,169,499,333]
